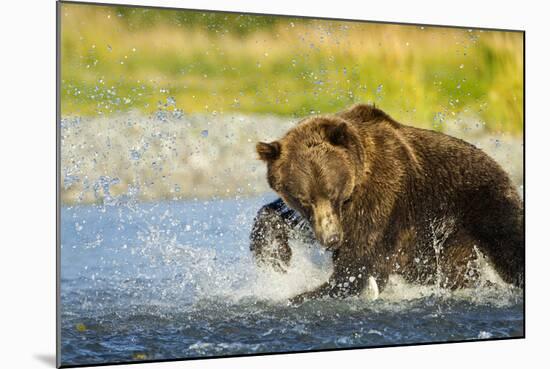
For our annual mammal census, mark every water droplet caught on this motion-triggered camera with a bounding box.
[130,149,141,161]
[64,175,80,189]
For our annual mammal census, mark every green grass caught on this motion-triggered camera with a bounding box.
[60,3,524,134]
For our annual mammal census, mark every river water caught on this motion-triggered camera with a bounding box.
[59,195,523,366]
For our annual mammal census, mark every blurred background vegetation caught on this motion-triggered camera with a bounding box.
[61,3,523,134]
[60,3,524,204]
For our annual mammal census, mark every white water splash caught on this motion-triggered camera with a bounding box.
[230,241,333,302]
[138,227,519,308]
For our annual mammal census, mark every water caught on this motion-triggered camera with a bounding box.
[60,196,523,366]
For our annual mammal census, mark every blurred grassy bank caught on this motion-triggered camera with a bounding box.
[60,3,523,134]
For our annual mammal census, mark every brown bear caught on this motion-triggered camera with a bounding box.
[250,104,524,304]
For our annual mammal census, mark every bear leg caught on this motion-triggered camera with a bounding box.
[439,230,480,289]
[465,187,524,287]
[250,198,315,272]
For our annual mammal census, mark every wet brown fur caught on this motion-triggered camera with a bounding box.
[255,104,524,302]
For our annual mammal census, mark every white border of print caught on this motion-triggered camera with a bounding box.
[1,1,547,368]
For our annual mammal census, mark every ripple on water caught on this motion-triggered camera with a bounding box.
[60,199,523,366]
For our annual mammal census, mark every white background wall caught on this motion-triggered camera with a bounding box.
[0,0,547,368]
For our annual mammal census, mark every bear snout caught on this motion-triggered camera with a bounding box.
[312,200,343,249]
[317,228,343,250]
[325,234,341,248]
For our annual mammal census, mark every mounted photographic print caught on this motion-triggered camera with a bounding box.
[57,1,525,367]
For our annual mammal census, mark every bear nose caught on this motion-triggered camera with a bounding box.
[326,234,341,248]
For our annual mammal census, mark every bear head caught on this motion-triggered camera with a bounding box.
[256,116,367,250]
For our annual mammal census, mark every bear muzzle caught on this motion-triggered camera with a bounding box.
[312,200,343,250]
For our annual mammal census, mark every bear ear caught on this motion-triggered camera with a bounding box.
[256,141,281,162]
[323,122,350,147]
